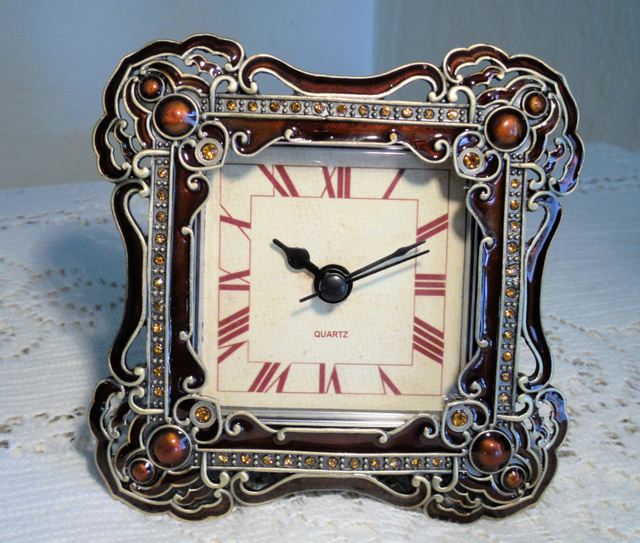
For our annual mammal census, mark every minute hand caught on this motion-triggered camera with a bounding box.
[346,240,426,280]
[347,247,430,283]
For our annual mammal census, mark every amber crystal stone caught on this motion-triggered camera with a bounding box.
[451,410,469,427]
[200,143,218,161]
[283,455,294,466]
[463,152,481,169]
[263,455,275,465]
[194,406,211,423]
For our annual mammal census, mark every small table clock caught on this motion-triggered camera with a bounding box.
[90,35,582,522]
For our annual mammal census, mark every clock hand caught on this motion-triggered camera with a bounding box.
[347,248,429,282]
[273,239,321,276]
[345,240,426,280]
[299,245,429,303]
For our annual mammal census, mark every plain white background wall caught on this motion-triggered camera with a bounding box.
[0,0,638,189]
[0,0,376,189]
[374,0,640,154]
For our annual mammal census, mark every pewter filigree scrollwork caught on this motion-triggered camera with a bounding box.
[90,36,581,522]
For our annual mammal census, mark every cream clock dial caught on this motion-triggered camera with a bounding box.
[201,147,467,414]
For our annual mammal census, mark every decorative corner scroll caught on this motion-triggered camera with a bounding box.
[90,35,582,522]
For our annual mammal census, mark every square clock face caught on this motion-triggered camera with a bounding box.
[199,147,469,418]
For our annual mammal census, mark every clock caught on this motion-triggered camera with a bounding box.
[200,146,468,416]
[90,35,583,522]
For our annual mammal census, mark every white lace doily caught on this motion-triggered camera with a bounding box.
[0,143,638,541]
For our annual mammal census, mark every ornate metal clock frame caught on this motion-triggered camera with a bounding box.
[90,35,583,522]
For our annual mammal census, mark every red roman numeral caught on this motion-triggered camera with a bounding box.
[413,317,444,364]
[319,363,342,393]
[217,306,249,363]
[220,208,251,238]
[258,164,300,197]
[248,362,291,393]
[417,213,448,242]
[382,169,406,199]
[321,167,351,198]
[415,273,446,296]
[219,269,250,291]
[379,367,402,395]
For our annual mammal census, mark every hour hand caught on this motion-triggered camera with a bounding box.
[273,239,321,276]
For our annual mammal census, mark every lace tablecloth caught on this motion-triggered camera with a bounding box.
[1,143,638,542]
